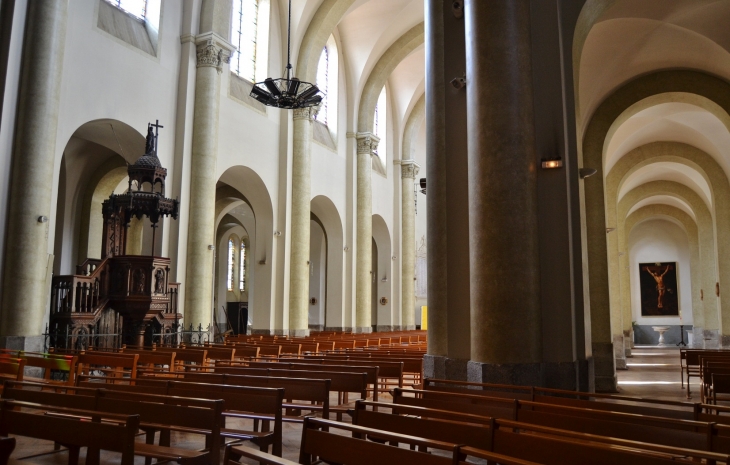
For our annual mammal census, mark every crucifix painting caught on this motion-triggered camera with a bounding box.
[639,262,679,317]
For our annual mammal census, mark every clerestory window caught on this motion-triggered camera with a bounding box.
[374,86,387,167]
[227,237,236,292]
[315,35,338,134]
[104,0,148,21]
[231,0,260,82]
[239,241,246,292]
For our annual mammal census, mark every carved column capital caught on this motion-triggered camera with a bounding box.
[401,160,421,179]
[195,33,233,73]
[293,105,319,121]
[356,132,380,156]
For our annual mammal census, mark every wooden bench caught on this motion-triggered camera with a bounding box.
[76,377,286,455]
[353,400,729,464]
[0,399,138,465]
[3,381,222,465]
[149,372,331,422]
[0,436,14,465]
[224,417,517,465]
[214,365,368,418]
[0,358,24,387]
[75,353,138,381]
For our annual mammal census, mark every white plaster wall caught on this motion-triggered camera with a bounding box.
[413,119,427,324]
[629,218,693,325]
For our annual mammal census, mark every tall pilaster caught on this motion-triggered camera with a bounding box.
[184,34,230,329]
[0,1,69,349]
[355,133,378,333]
[288,106,317,337]
[465,0,541,383]
[401,161,420,330]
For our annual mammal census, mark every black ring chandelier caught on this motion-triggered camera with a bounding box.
[249,0,324,109]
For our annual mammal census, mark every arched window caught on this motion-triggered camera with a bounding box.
[227,238,236,291]
[231,0,260,82]
[315,35,338,134]
[373,86,387,166]
[239,240,246,292]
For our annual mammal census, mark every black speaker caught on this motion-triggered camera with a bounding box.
[226,302,248,335]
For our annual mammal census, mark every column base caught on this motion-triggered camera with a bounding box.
[0,335,44,351]
[721,334,730,349]
[592,342,618,392]
[403,325,416,330]
[0,336,45,378]
[613,335,627,370]
[375,325,393,332]
[251,329,273,336]
[703,329,720,349]
[421,356,470,381]
[623,330,633,357]
[308,324,324,332]
[324,326,352,332]
[353,326,372,334]
[289,329,310,337]
[467,361,542,386]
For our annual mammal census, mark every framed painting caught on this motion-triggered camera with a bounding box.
[639,262,679,317]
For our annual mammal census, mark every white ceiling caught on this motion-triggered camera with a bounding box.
[627,195,697,222]
[618,161,712,211]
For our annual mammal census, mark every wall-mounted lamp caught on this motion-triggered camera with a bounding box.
[344,246,349,252]
[310,297,318,305]
[541,158,563,169]
[381,275,388,282]
[606,227,616,233]
[258,258,267,265]
[392,256,397,260]
[208,245,215,250]
[37,216,48,223]
[273,231,282,236]
[579,168,597,179]
[419,178,426,195]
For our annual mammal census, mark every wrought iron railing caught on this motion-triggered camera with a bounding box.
[151,324,210,347]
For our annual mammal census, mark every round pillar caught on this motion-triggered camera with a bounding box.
[1,1,69,342]
[465,0,541,380]
[184,38,227,330]
[401,161,420,330]
[288,107,317,337]
[355,133,378,333]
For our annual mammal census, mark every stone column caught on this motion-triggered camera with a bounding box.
[184,34,230,329]
[355,133,378,333]
[465,0,542,384]
[424,0,470,380]
[288,107,317,337]
[401,161,420,330]
[0,1,68,349]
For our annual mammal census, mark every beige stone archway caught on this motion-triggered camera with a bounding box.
[618,181,719,347]
[624,205,702,347]
[579,70,730,384]
[607,141,730,342]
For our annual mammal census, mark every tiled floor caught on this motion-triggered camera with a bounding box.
[7,349,695,464]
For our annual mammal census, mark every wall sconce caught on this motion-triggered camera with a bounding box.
[606,227,616,233]
[344,246,349,252]
[258,258,267,265]
[392,256,397,260]
[208,245,215,250]
[37,216,48,223]
[541,157,563,169]
[379,297,388,305]
[273,231,282,236]
[381,275,388,282]
[310,297,317,305]
[579,168,597,179]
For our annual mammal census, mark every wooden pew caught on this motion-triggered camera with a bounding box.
[76,377,286,456]
[119,348,177,372]
[353,400,729,464]
[0,399,138,465]
[75,353,138,381]
[3,381,222,464]
[0,358,24,386]
[147,372,331,422]
[214,366,368,418]
[392,388,730,454]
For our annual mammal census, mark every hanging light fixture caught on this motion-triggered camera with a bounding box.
[249,0,324,109]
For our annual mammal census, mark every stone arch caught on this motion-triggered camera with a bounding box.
[625,205,702,345]
[402,94,425,162]
[310,195,344,330]
[53,119,145,275]
[579,70,730,364]
[296,0,356,83]
[217,166,275,333]
[357,24,424,133]
[372,214,392,331]
[618,181,719,344]
[605,142,730,341]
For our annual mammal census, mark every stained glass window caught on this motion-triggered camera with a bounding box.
[231,0,259,82]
